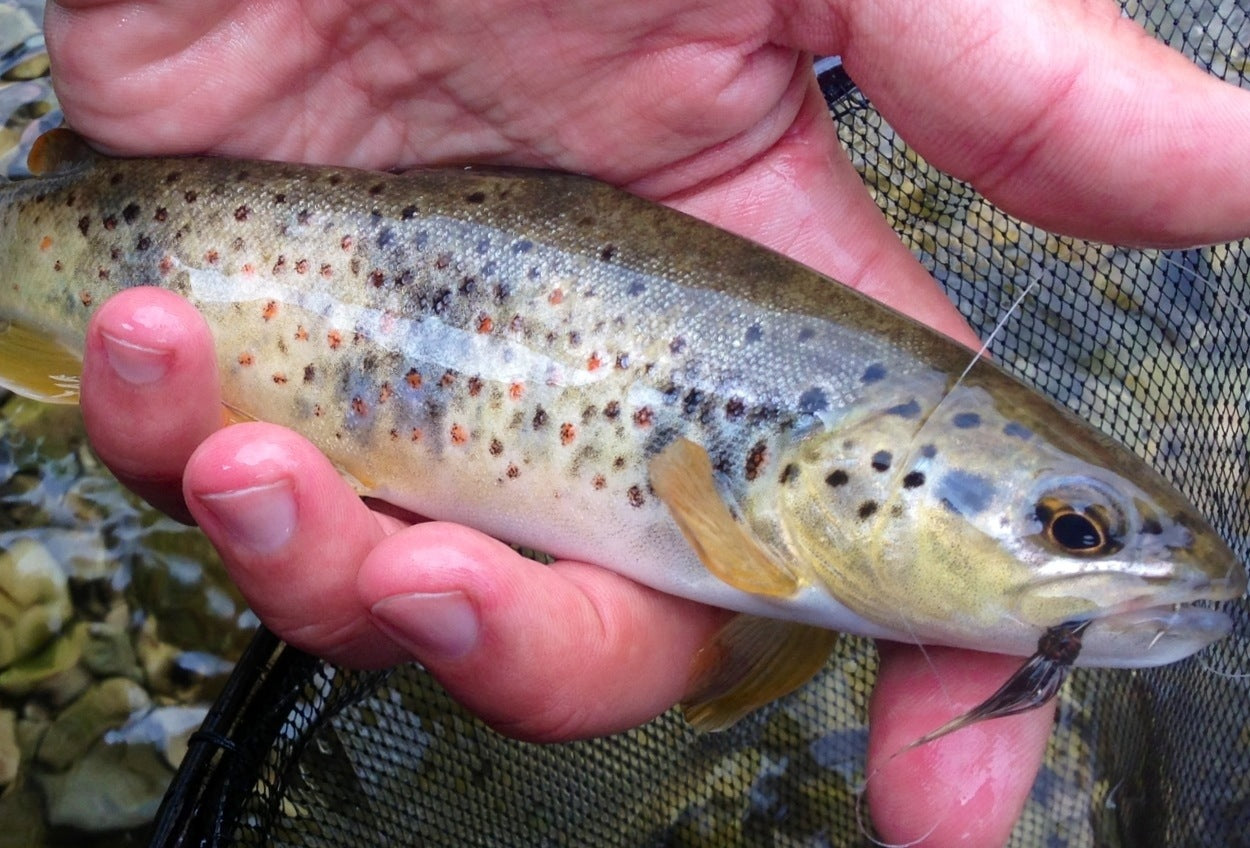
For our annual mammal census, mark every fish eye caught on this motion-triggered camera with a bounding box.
[1035,497,1120,556]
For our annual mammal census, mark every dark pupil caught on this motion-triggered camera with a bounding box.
[1051,512,1102,550]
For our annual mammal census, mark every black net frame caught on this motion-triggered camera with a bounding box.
[149,4,1250,846]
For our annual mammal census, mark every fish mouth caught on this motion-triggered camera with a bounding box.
[1074,601,1236,667]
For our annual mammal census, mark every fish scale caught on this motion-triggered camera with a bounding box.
[0,130,1242,728]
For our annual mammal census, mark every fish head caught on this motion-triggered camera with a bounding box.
[774,381,1245,665]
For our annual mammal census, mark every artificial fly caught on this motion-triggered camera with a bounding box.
[904,619,1091,750]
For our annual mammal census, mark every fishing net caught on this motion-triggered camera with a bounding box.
[129,2,1245,846]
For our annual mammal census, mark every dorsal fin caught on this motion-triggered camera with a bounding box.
[27,128,97,176]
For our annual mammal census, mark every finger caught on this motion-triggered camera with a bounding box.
[819,0,1250,244]
[866,643,1054,846]
[356,527,728,741]
[80,287,222,522]
[181,421,410,668]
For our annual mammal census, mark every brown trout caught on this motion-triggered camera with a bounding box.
[0,130,1244,728]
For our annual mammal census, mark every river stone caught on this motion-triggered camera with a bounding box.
[0,537,72,667]
[0,708,18,785]
[0,620,87,699]
[37,734,173,832]
[37,677,150,771]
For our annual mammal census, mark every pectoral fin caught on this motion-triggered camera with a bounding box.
[682,614,838,731]
[649,438,798,598]
[0,320,82,404]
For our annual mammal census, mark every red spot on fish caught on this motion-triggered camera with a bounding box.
[262,301,278,321]
[238,352,254,366]
[79,291,92,307]
[489,438,503,456]
[295,259,310,274]
[234,205,250,221]
[272,373,287,384]
[560,422,576,445]
[378,383,394,404]
[450,424,468,445]
[440,371,456,388]
[627,485,645,507]
[98,269,110,280]
[294,326,309,342]
[468,376,483,397]
[273,255,287,274]
[159,256,173,275]
[405,368,422,389]
[506,463,520,479]
[327,330,343,350]
[53,260,63,272]
[745,440,768,481]
[587,352,603,371]
[548,288,564,305]
[632,407,653,427]
[369,269,384,287]
[39,235,52,251]
[352,396,368,416]
[204,249,219,264]
[389,428,400,440]
[410,428,423,441]
[341,235,353,251]
[320,263,332,278]
[241,263,256,275]
[313,404,324,417]
[477,313,493,334]
[509,382,524,400]
[592,474,606,490]
[153,207,167,222]
[103,215,117,230]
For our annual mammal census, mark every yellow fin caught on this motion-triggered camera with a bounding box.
[681,615,838,731]
[0,320,82,404]
[649,437,798,598]
[221,403,256,427]
[27,128,97,176]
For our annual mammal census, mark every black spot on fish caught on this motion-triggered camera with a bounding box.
[183,190,197,204]
[1141,517,1163,535]
[627,485,646,508]
[122,202,140,224]
[376,227,395,249]
[871,451,892,472]
[604,401,621,420]
[670,336,687,354]
[936,470,995,516]
[476,237,491,254]
[902,470,926,489]
[826,469,849,488]
[465,191,486,204]
[153,207,167,223]
[797,388,829,415]
[1004,421,1032,440]
[103,214,117,230]
[164,171,181,184]
[861,363,887,384]
[136,234,151,251]
[886,399,922,418]
[797,327,816,343]
[432,288,452,315]
[858,501,878,520]
[920,444,937,458]
[682,389,704,417]
[368,182,385,196]
[779,464,799,485]
[627,280,646,297]
[303,364,316,383]
[725,398,746,420]
[599,245,616,261]
[953,412,982,429]
[513,239,533,253]
[297,209,312,225]
[615,353,631,370]
[77,216,89,237]
[745,324,763,344]
[401,204,417,220]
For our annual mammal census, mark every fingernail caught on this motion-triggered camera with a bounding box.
[100,330,171,385]
[196,479,297,555]
[370,591,479,661]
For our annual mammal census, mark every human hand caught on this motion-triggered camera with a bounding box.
[47,0,1250,844]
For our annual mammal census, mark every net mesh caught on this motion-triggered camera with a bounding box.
[152,2,1250,846]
